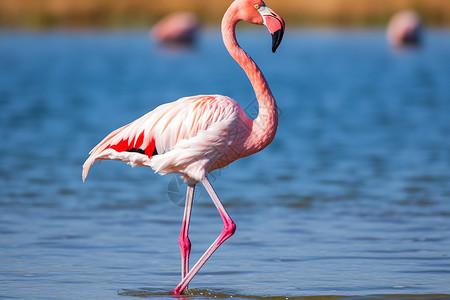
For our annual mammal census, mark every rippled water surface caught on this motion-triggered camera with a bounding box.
[1,29,449,300]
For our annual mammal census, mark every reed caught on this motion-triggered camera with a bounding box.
[0,0,449,28]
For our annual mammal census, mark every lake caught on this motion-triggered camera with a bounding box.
[0,29,449,300]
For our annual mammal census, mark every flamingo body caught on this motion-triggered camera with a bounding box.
[83,95,252,183]
[387,10,422,47]
[152,12,200,46]
[83,0,285,294]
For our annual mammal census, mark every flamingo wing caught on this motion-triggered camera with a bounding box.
[82,95,249,182]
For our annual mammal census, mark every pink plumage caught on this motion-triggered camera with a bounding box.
[387,10,422,47]
[151,12,200,46]
[82,0,285,295]
[83,95,251,183]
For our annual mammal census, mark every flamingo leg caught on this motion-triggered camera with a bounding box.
[179,184,195,281]
[172,176,236,295]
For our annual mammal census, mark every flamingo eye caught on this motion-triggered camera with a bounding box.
[254,4,260,9]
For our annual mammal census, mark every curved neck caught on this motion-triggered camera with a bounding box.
[221,7,278,153]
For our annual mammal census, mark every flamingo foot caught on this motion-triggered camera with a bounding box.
[171,287,184,295]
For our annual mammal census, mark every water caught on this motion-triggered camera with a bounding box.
[1,29,450,300]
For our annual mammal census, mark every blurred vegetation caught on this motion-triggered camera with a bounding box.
[0,0,449,29]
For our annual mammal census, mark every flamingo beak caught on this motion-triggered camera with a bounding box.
[258,6,285,53]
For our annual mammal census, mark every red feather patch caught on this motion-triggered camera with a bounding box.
[109,132,156,158]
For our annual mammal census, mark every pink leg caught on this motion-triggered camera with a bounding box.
[179,184,195,281]
[172,177,236,295]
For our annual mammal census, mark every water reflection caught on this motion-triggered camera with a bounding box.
[120,288,450,300]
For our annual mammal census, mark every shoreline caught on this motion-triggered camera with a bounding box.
[0,0,449,29]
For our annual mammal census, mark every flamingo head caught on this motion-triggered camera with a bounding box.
[235,0,286,53]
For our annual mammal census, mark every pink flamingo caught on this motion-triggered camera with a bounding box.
[82,0,285,295]
[151,12,200,46]
[387,10,422,48]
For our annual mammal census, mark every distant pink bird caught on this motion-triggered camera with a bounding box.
[152,12,200,45]
[83,0,285,295]
[387,10,422,47]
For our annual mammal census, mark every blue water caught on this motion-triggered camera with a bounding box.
[1,29,450,300]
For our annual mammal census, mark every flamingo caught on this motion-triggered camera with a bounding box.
[82,0,285,295]
[386,10,422,48]
[151,12,200,46]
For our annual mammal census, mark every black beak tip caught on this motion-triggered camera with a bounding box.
[271,29,284,53]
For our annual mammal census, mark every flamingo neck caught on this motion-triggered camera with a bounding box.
[221,10,278,154]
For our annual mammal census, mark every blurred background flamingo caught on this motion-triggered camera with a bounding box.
[386,10,423,48]
[151,12,200,46]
